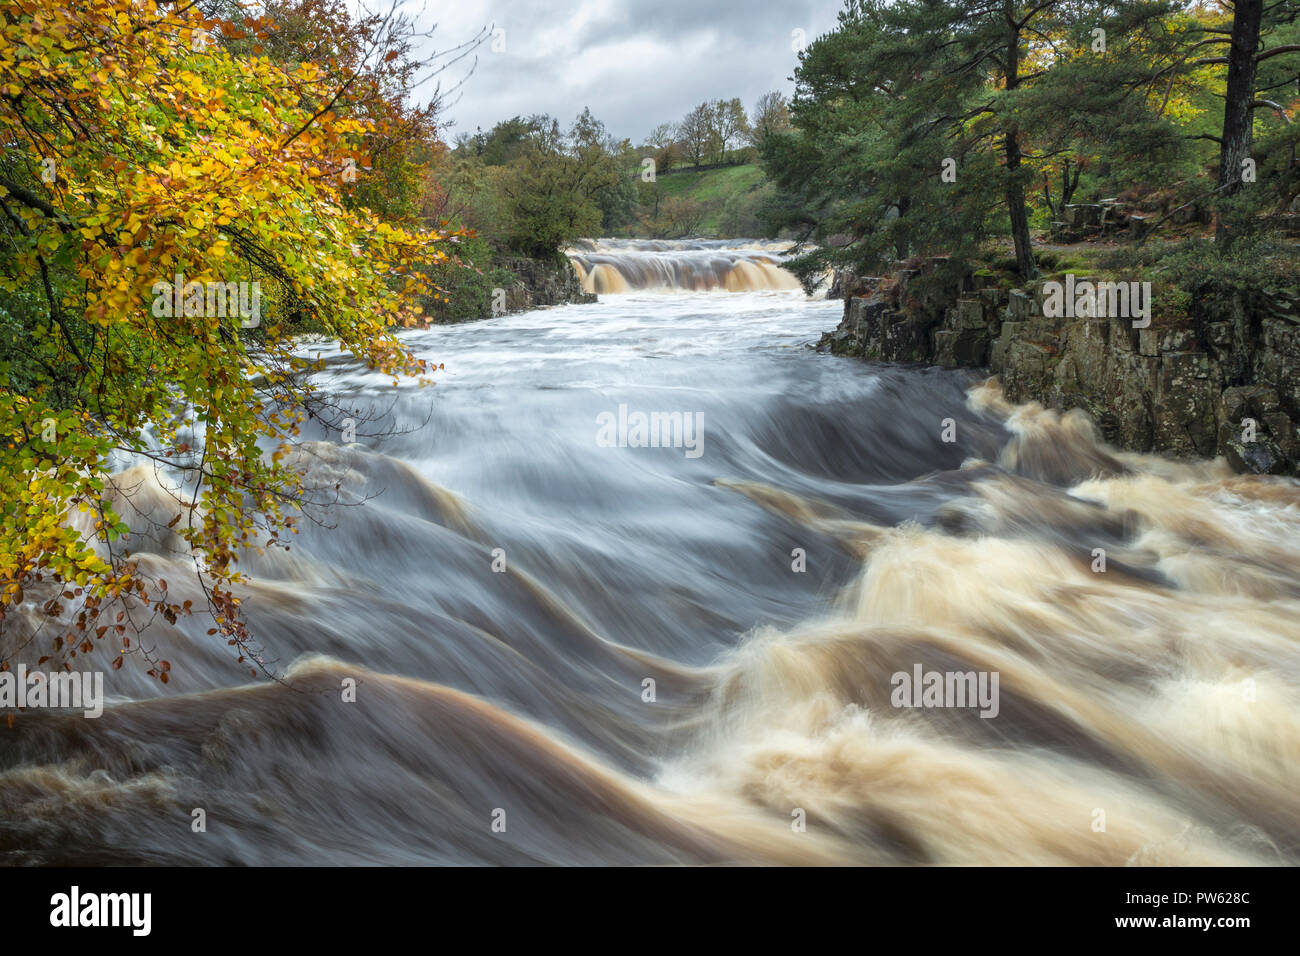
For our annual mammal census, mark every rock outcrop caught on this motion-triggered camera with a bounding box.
[497,255,597,313]
[820,259,1300,474]
[1048,200,1161,243]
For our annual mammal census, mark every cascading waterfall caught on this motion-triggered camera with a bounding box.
[567,238,804,293]
[2,242,1298,866]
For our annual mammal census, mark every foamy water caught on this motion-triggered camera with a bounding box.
[2,246,1298,865]
[567,238,804,294]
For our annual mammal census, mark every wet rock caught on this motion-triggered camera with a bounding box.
[828,271,878,300]
[1223,436,1286,474]
[1007,289,1034,322]
[955,298,987,330]
[1154,353,1220,457]
[935,329,989,367]
[499,255,596,312]
[825,260,1300,475]
[1138,328,1159,356]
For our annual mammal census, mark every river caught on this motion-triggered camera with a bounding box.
[2,241,1298,865]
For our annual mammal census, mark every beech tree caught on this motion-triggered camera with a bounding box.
[0,0,468,676]
[749,92,792,149]
[678,103,714,168]
[711,97,750,163]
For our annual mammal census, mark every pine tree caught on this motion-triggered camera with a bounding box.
[763,0,1185,279]
[1194,0,1300,241]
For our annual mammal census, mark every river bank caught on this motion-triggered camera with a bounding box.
[492,254,596,314]
[821,256,1300,476]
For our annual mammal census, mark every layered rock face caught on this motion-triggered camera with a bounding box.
[821,259,1300,474]
[1048,200,1155,243]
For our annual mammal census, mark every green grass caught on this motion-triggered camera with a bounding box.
[656,164,764,201]
[642,163,767,236]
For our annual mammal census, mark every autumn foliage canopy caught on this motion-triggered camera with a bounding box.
[0,0,464,676]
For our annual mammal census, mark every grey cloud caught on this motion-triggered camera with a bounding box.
[413,0,844,144]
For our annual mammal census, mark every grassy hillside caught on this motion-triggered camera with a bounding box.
[657,164,764,203]
[633,163,770,238]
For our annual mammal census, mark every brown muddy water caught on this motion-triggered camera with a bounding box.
[2,241,1298,865]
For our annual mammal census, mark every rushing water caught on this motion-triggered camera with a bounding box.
[568,238,803,293]
[3,242,1300,866]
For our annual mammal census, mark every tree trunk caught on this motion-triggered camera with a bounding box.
[1217,0,1263,242]
[1004,3,1036,278]
[1063,160,1080,208]
[895,195,911,260]
[1005,137,1035,278]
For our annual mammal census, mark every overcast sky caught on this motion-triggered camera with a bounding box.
[403,0,846,145]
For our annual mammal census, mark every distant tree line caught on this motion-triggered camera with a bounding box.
[435,92,794,247]
[643,93,793,173]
